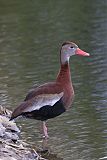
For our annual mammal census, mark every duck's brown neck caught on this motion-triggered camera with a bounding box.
[56,61,71,84]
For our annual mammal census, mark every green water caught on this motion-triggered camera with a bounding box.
[0,0,107,159]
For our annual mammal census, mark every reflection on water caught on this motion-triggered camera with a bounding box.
[0,0,107,159]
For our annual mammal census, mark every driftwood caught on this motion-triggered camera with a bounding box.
[0,106,63,160]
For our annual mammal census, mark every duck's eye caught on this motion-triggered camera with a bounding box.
[70,46,74,49]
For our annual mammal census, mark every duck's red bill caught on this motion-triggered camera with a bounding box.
[76,48,90,56]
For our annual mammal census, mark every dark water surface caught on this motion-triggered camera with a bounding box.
[0,0,107,159]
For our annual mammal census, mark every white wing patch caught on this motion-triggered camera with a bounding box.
[23,92,63,113]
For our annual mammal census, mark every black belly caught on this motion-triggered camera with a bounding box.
[22,99,66,121]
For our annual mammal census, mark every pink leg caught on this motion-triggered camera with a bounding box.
[42,121,49,139]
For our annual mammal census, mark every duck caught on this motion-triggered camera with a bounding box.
[10,41,90,138]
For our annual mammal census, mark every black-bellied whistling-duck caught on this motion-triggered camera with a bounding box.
[10,41,90,138]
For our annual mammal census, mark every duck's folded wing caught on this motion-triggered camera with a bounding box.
[10,92,63,120]
[23,92,63,112]
[24,84,40,101]
[24,82,62,101]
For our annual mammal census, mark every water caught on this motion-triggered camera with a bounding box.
[0,0,107,159]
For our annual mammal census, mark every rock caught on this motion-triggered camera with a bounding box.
[0,123,5,137]
[5,132,19,142]
[0,115,20,133]
[0,115,20,142]
[0,105,12,118]
[0,106,43,160]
